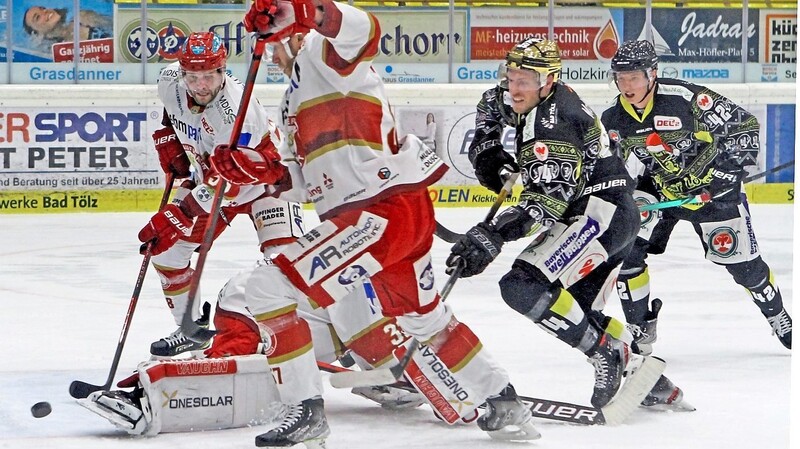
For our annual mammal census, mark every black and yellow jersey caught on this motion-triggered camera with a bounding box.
[482,82,632,241]
[601,78,759,203]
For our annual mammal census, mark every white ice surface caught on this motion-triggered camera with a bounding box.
[1,205,795,449]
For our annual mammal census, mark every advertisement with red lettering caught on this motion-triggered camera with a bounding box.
[469,8,622,61]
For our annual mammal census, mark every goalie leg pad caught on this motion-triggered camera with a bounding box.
[137,355,282,435]
[327,280,409,367]
[401,315,509,424]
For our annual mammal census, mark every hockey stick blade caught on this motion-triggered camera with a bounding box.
[329,340,418,389]
[319,361,606,425]
[69,380,106,399]
[434,221,462,243]
[601,355,666,426]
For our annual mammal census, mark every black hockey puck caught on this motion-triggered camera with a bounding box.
[31,402,52,418]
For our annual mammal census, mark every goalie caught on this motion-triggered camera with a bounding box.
[79,267,425,436]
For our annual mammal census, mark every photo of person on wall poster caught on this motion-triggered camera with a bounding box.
[0,0,113,62]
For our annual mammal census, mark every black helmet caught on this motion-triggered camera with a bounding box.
[610,40,658,73]
[506,37,562,82]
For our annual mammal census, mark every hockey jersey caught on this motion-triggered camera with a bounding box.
[600,78,760,203]
[488,82,632,241]
[156,63,281,213]
[278,1,447,220]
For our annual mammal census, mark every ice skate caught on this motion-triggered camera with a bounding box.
[477,384,541,441]
[587,333,629,408]
[150,302,211,357]
[766,307,792,349]
[78,389,148,434]
[255,397,330,448]
[351,385,425,409]
[641,375,695,411]
[627,298,662,355]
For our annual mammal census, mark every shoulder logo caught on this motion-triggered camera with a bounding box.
[696,93,713,111]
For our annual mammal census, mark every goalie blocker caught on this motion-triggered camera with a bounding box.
[78,355,282,435]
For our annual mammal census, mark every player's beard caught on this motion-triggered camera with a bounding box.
[189,79,224,106]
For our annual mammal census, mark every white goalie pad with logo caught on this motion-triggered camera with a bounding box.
[79,355,282,436]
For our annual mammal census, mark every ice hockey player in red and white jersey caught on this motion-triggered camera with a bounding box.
[176,0,543,447]
[78,271,426,436]
[139,31,303,359]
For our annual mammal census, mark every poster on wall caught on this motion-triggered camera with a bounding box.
[0,106,163,193]
[469,7,623,62]
[759,9,796,65]
[116,6,250,65]
[623,8,759,63]
[370,10,468,63]
[0,0,113,63]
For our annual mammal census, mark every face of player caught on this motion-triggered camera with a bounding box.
[506,68,545,114]
[25,6,62,35]
[269,34,304,77]
[614,69,656,108]
[182,68,225,106]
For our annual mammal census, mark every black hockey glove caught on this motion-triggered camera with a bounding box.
[446,222,504,278]
[473,149,519,194]
[707,156,745,204]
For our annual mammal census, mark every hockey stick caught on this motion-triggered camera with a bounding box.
[180,37,269,343]
[69,174,176,399]
[637,159,795,212]
[329,174,519,389]
[637,192,711,212]
[743,159,794,183]
[318,361,606,425]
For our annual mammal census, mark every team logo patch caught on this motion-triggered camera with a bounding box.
[635,197,656,226]
[378,167,391,180]
[418,262,435,291]
[608,129,620,142]
[533,142,549,161]
[338,265,369,285]
[196,186,212,202]
[707,226,738,258]
[696,93,713,111]
[566,253,605,285]
[323,173,334,190]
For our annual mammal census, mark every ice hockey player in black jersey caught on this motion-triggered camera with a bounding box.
[602,40,792,352]
[449,37,666,410]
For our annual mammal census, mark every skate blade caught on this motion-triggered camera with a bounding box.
[642,399,696,412]
[485,420,542,441]
[77,397,135,430]
[602,356,666,426]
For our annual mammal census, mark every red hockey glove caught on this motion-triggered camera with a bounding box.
[152,127,191,178]
[138,204,194,256]
[243,0,316,40]
[210,138,287,186]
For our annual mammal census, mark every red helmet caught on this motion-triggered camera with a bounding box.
[179,32,227,72]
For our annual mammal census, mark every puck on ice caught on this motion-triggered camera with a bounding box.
[31,402,52,418]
